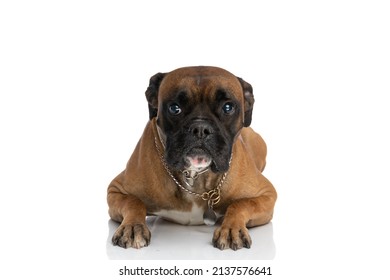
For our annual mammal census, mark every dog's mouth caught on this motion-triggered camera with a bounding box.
[165,133,232,173]
[184,148,212,171]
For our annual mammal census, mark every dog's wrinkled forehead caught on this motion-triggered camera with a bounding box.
[158,66,244,102]
[145,66,254,127]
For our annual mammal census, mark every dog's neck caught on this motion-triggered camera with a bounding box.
[156,124,167,149]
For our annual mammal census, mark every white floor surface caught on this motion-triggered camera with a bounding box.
[106,217,275,260]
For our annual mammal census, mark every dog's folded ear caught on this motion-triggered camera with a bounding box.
[145,72,166,120]
[237,77,255,127]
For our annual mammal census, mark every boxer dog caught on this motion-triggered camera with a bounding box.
[107,66,277,250]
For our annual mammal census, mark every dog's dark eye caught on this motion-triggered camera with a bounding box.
[222,102,235,115]
[168,103,182,115]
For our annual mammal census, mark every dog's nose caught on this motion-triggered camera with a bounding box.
[190,121,213,139]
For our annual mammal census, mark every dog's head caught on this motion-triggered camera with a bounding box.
[145,66,254,173]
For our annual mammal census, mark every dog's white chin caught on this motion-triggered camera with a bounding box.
[185,155,212,171]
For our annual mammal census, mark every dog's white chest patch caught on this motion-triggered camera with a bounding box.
[153,204,204,225]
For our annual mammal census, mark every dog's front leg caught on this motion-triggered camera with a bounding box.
[212,191,276,250]
[107,184,151,249]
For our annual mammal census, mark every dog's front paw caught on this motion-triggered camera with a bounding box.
[112,223,151,249]
[212,224,252,250]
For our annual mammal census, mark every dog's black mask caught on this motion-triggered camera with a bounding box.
[164,115,233,173]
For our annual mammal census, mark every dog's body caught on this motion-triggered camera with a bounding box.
[107,66,277,250]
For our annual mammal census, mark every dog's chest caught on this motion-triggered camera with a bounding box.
[152,204,205,225]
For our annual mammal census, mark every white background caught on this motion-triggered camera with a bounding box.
[1,0,389,279]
